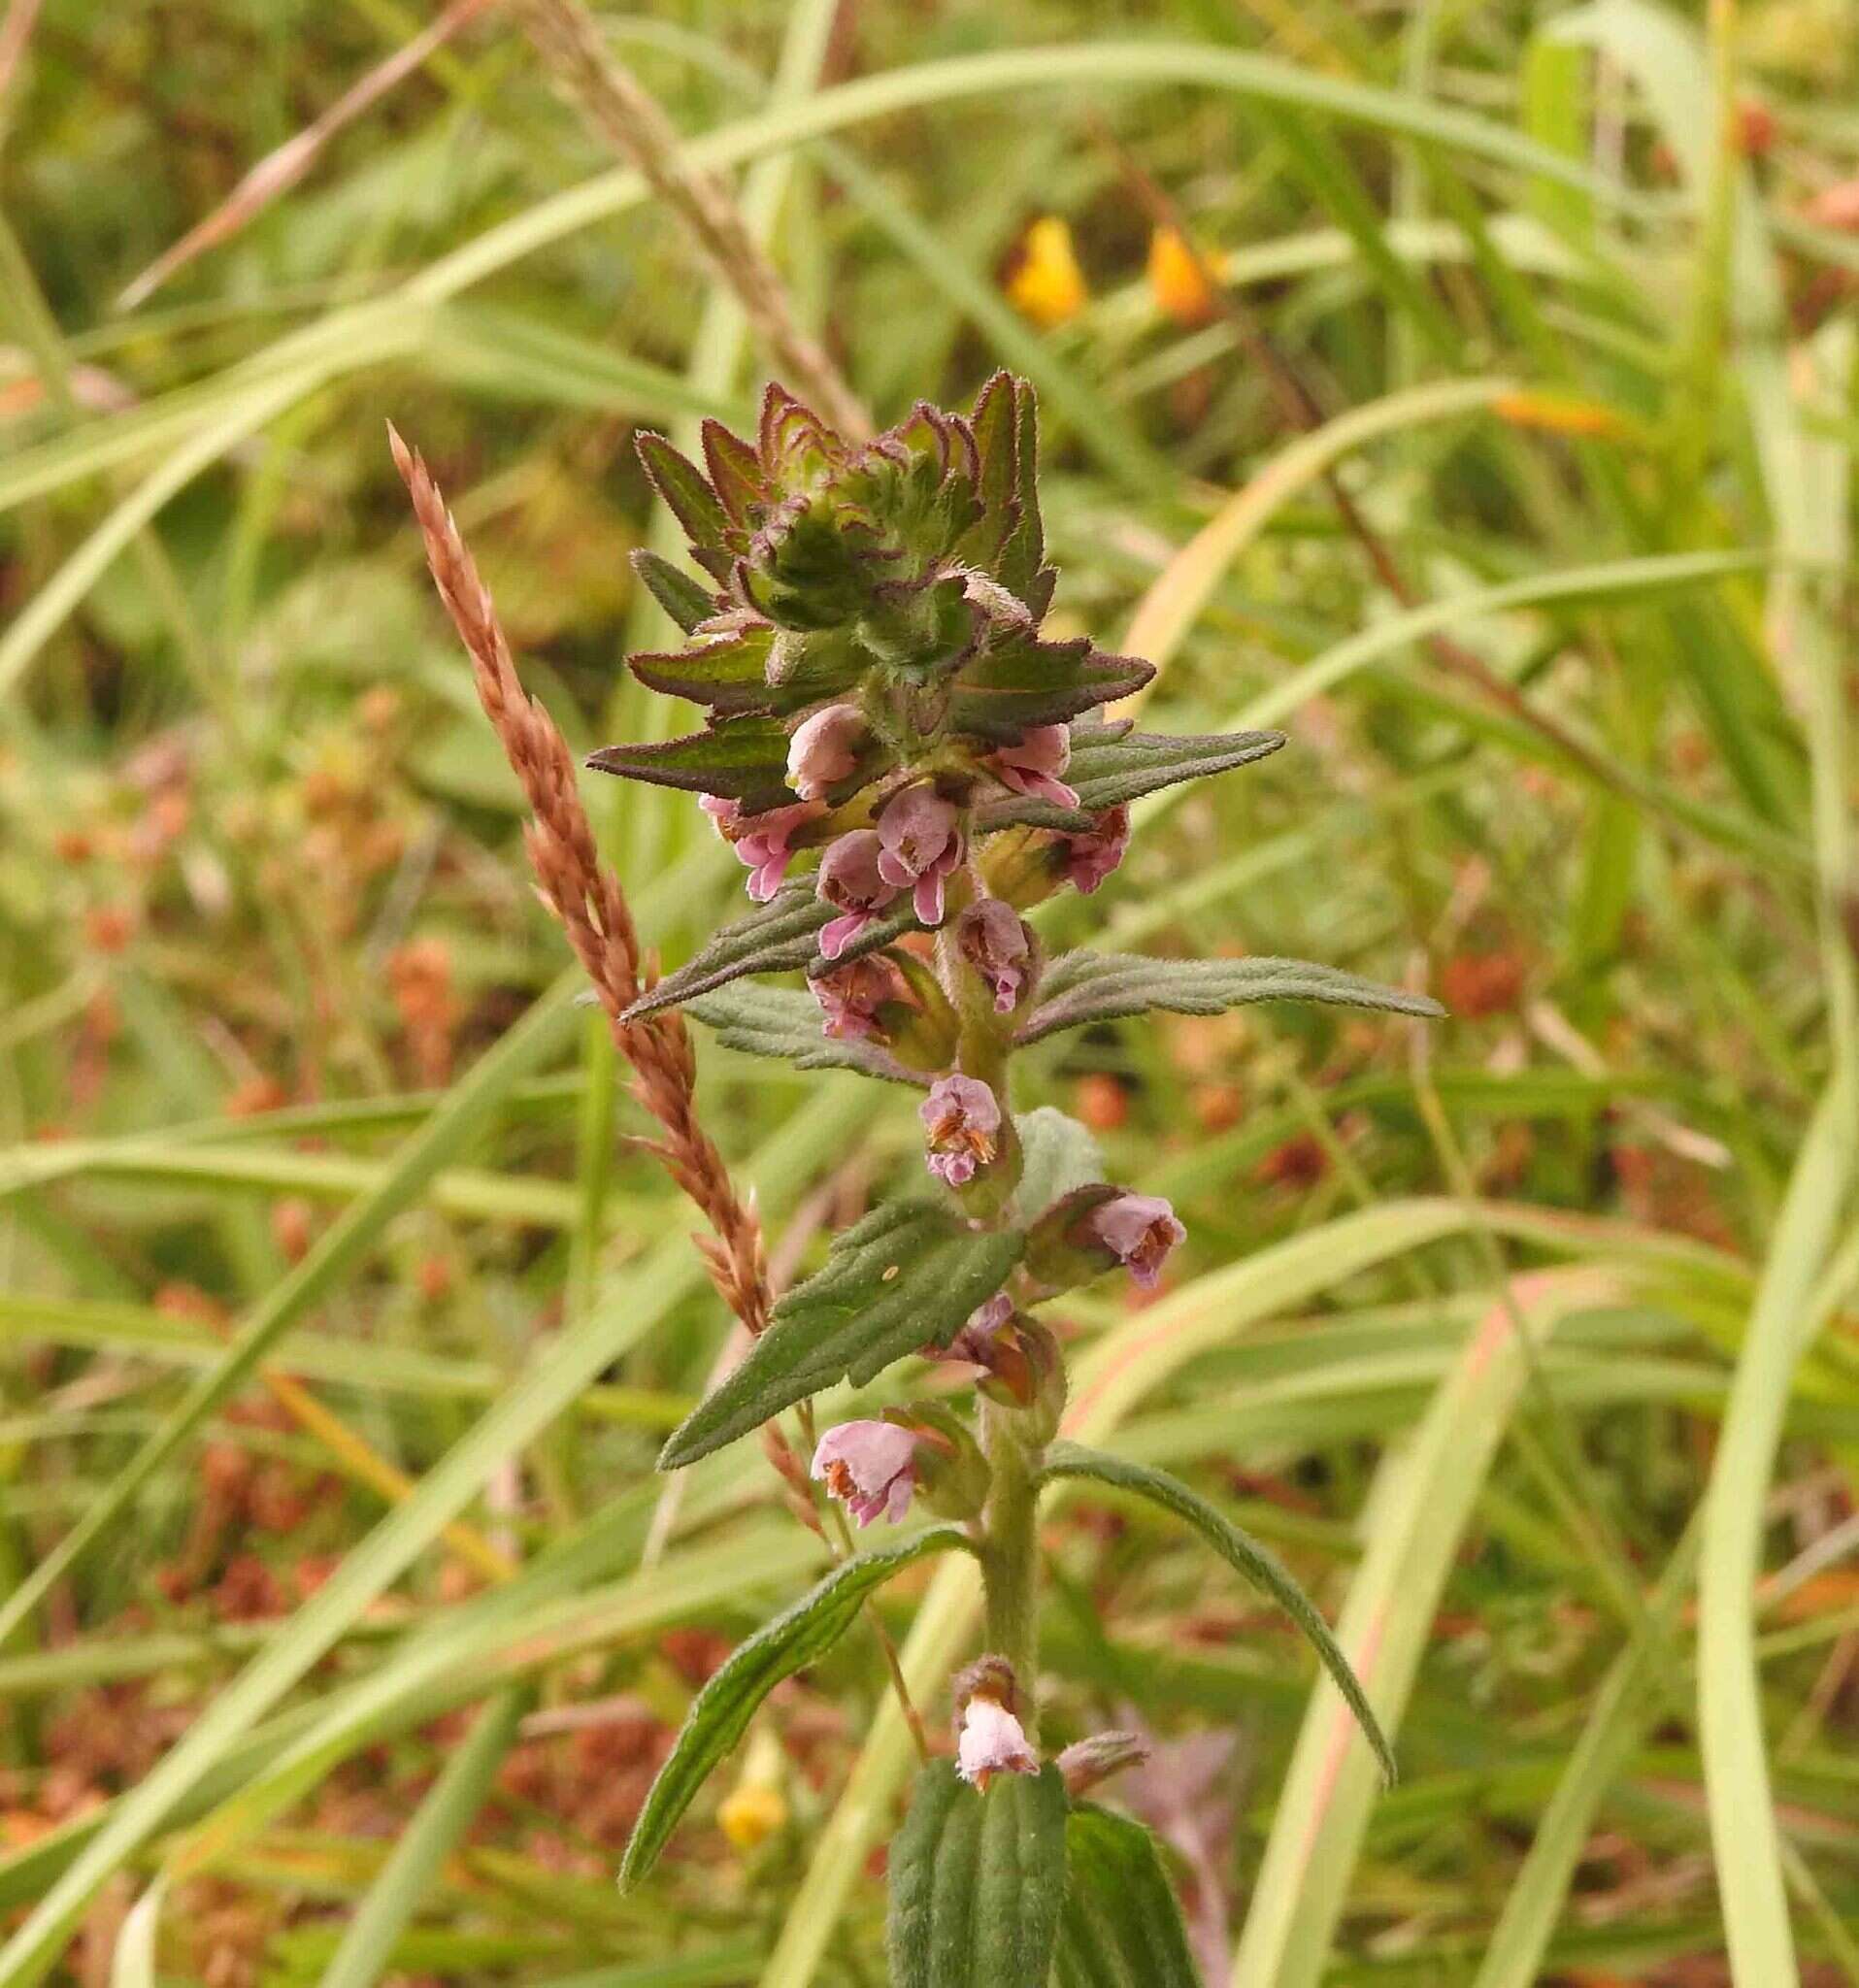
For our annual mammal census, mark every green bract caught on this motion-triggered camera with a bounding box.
[592,377,1153,802]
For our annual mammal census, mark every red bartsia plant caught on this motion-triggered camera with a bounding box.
[405,377,1441,1986]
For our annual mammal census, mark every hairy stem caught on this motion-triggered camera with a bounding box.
[977,1395,1044,1734]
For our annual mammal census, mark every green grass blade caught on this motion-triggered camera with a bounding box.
[1227,1267,1624,1988]
[319,1687,528,1988]
[0,972,581,1657]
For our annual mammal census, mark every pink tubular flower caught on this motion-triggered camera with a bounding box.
[956,1695,1040,1790]
[786,703,869,802]
[702,795,823,902]
[1054,804,1130,895]
[988,725,1079,809]
[815,830,902,960]
[919,1074,1002,1188]
[948,1291,1014,1364]
[812,954,902,1041]
[876,785,964,926]
[1088,1192,1185,1290]
[956,899,1032,1013]
[811,1420,919,1527]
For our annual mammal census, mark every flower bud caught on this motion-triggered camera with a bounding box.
[876,784,965,926]
[986,725,1079,809]
[955,898,1035,1014]
[785,703,876,802]
[1056,1730,1150,1799]
[815,830,901,959]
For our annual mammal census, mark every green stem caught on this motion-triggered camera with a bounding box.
[976,1395,1043,1735]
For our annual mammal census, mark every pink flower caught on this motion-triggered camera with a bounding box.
[702,794,823,902]
[1088,1192,1185,1289]
[988,725,1079,809]
[812,954,902,1041]
[1054,804,1130,895]
[811,1420,919,1527]
[956,1696,1039,1790]
[815,830,901,960]
[956,899,1032,1013]
[919,1074,1002,1188]
[876,786,965,926]
[948,1292,1013,1364]
[786,704,870,802]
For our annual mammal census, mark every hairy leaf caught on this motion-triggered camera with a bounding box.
[622,885,830,1021]
[636,431,734,579]
[1018,952,1444,1044]
[1042,1443,1396,1785]
[625,888,920,1023]
[887,1760,1069,1988]
[1009,1108,1106,1224]
[621,1527,975,1888]
[629,548,717,635]
[628,627,780,713]
[585,714,794,812]
[684,983,926,1085]
[976,729,1287,832]
[1055,1805,1202,1988]
[661,1205,1024,1467]
[949,634,1153,743]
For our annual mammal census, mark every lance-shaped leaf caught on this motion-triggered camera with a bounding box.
[636,431,735,579]
[620,1526,975,1888]
[623,888,920,1024]
[684,983,926,1086]
[628,626,781,714]
[622,884,829,1021]
[975,728,1287,833]
[586,714,794,813]
[661,1205,1024,1467]
[948,634,1153,743]
[1041,1443,1396,1786]
[886,1760,1070,1988]
[629,548,718,635]
[1017,952,1444,1044]
[1054,1806,1203,1988]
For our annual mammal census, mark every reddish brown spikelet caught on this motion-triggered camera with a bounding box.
[388,425,769,1334]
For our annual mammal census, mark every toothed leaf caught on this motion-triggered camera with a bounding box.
[636,432,733,578]
[585,714,793,812]
[660,1204,1023,1467]
[949,635,1154,743]
[629,548,717,635]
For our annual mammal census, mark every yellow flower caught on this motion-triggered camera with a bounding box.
[1147,226,1220,327]
[717,1781,787,1852]
[1007,217,1088,328]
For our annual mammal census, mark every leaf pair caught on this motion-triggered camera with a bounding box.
[888,1766,1202,1988]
